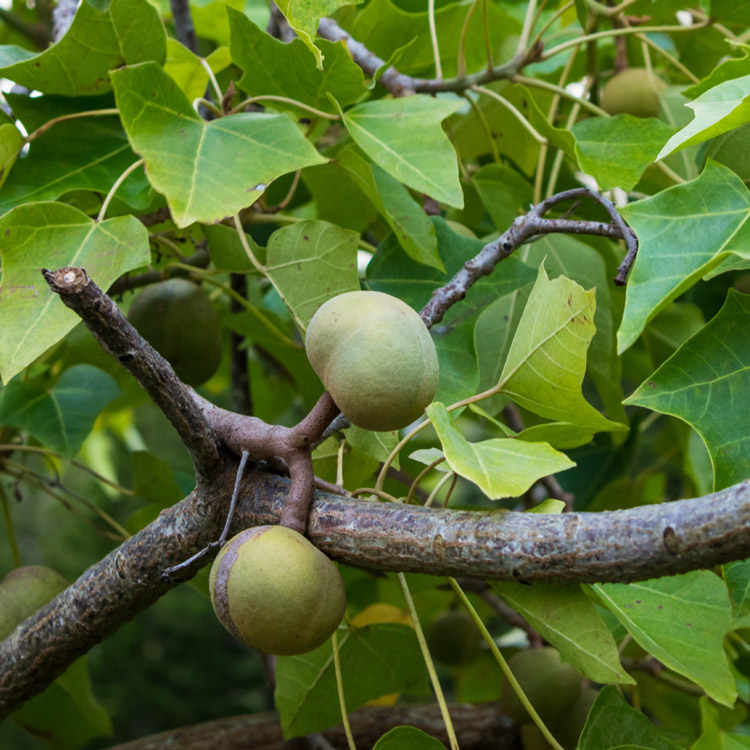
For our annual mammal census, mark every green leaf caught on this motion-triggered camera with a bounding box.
[516,422,597,450]
[203,222,266,273]
[336,146,442,271]
[0,123,22,189]
[0,202,149,383]
[683,52,750,99]
[516,84,578,160]
[275,623,430,737]
[345,0,519,79]
[0,365,120,457]
[574,115,674,191]
[0,0,166,95]
[0,94,150,215]
[618,162,750,353]
[426,402,574,500]
[229,8,366,114]
[275,0,360,70]
[164,39,231,103]
[12,657,112,748]
[500,264,624,432]
[473,163,533,233]
[658,74,750,159]
[724,559,750,630]
[345,425,400,468]
[593,572,736,706]
[341,96,463,208]
[492,582,633,685]
[130,451,185,507]
[265,219,360,331]
[580,686,683,750]
[373,726,446,750]
[625,290,750,490]
[111,62,326,228]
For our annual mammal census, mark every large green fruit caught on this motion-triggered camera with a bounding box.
[305,291,439,431]
[500,648,582,724]
[520,686,599,749]
[427,610,482,667]
[209,525,346,655]
[0,566,68,640]
[128,278,222,386]
[600,68,666,118]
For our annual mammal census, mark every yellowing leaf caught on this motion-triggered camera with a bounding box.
[500,264,624,432]
[426,402,574,500]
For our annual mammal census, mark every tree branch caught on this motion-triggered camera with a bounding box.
[105,702,517,750]
[2,461,750,719]
[42,267,223,482]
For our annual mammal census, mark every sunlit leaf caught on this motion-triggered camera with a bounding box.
[275,0,360,70]
[373,726,446,750]
[657,74,750,159]
[426,402,574,499]
[341,96,463,208]
[111,62,326,227]
[0,202,149,382]
[500,264,624,432]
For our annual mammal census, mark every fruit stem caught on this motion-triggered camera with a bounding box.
[397,573,460,750]
[332,628,358,750]
[447,578,565,750]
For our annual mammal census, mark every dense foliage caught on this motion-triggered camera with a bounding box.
[1,0,750,748]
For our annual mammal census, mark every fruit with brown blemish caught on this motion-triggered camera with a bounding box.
[305,291,439,431]
[209,525,346,655]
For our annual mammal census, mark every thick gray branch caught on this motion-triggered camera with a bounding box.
[2,462,749,719]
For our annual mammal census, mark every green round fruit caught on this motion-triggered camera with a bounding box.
[128,278,221,386]
[520,686,599,749]
[600,68,666,118]
[499,648,582,724]
[427,610,482,667]
[0,566,68,640]
[305,291,439,431]
[209,525,347,655]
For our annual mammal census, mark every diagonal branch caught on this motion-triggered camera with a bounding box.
[42,267,223,482]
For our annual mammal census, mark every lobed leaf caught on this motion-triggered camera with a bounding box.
[111,62,326,227]
[0,202,149,382]
[626,290,750,490]
[593,572,736,706]
[0,0,166,95]
[426,402,574,500]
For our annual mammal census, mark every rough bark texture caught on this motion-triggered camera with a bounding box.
[106,703,519,750]
[2,458,750,719]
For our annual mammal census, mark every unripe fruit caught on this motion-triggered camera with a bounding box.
[0,566,68,640]
[520,686,599,749]
[209,525,346,655]
[600,68,666,118]
[427,610,482,667]
[499,647,582,724]
[305,291,439,431]
[128,278,221,386]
